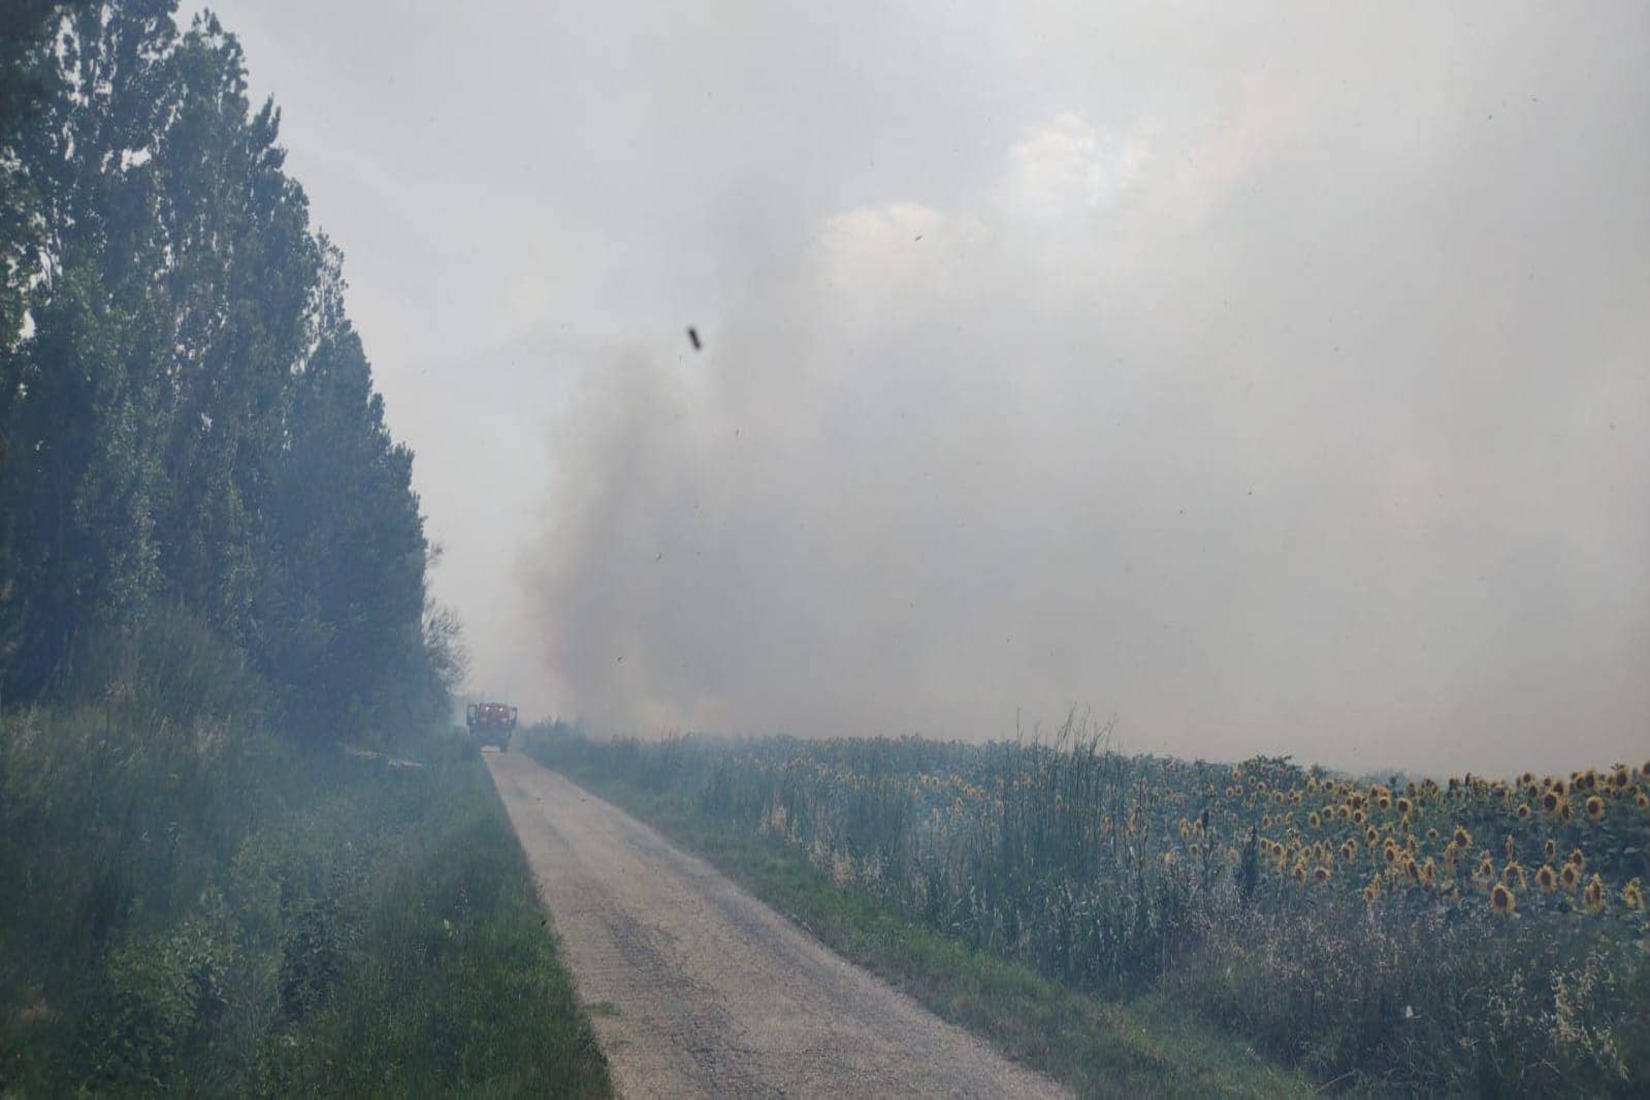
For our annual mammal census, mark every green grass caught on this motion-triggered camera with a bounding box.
[257,750,611,1097]
[526,724,1650,1096]
[0,702,611,1097]
[535,757,1306,1099]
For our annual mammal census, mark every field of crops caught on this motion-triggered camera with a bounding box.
[532,717,1649,1095]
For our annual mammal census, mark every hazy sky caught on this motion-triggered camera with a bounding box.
[213,0,1649,775]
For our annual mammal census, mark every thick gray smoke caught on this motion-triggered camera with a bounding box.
[216,0,1650,776]
[525,3,1650,773]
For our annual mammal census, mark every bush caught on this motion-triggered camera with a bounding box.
[0,620,609,1095]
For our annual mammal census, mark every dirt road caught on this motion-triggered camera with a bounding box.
[485,750,1066,1099]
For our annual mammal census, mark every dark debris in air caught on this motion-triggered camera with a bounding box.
[687,326,702,351]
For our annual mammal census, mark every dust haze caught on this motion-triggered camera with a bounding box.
[220,1,1650,776]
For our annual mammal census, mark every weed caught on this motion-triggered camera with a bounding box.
[524,717,1649,1095]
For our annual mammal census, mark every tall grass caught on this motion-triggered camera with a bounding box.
[0,616,609,1096]
[526,716,1649,1095]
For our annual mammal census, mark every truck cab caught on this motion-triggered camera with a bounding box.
[466,701,519,750]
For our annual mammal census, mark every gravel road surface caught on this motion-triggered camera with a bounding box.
[485,750,1066,1099]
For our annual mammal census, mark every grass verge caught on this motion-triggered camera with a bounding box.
[532,754,1306,1099]
[257,746,612,1097]
[1,704,611,1097]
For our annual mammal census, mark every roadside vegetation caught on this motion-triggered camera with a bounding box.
[1,4,608,1094]
[526,717,1649,1096]
[525,721,1307,1098]
[0,623,610,1094]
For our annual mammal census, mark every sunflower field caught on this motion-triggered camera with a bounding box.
[529,717,1649,1094]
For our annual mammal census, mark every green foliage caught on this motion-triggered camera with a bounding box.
[1166,896,1648,1094]
[0,689,611,1096]
[529,740,1306,1098]
[0,2,93,349]
[260,768,610,1097]
[0,4,523,1088]
[525,720,1650,1096]
[0,1,455,739]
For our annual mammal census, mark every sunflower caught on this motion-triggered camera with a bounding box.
[1544,838,1557,861]
[1426,827,1440,842]
[1490,882,1516,915]
[1420,857,1437,887]
[1452,825,1473,849]
[1610,766,1630,791]
[1504,835,1516,859]
[1623,879,1645,911]
[1560,802,1574,825]
[1585,795,1606,822]
[1637,790,1650,811]
[1365,825,1379,845]
[1560,862,1581,892]
[1308,812,1322,829]
[1535,864,1557,893]
[1352,808,1366,825]
[1516,803,1532,821]
[1363,880,1380,905]
[1313,865,1332,884]
[1396,796,1412,816]
[1541,789,1563,814]
[1384,842,1400,865]
[1503,862,1526,890]
[1567,848,1586,871]
[1549,777,1567,797]
[1340,839,1358,862]
[1584,874,1607,914]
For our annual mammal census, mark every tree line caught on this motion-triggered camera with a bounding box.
[0,1,462,736]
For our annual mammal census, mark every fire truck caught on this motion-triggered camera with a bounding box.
[466,701,519,751]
